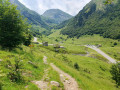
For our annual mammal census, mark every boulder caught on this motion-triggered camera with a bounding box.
[60,46,65,48]
[50,81,60,87]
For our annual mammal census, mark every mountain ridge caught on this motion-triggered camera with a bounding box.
[9,0,50,30]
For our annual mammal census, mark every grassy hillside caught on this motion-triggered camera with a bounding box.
[43,30,120,61]
[54,19,72,29]
[0,46,64,90]
[61,0,120,39]
[36,39,119,90]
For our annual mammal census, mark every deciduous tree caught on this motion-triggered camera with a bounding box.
[0,0,31,50]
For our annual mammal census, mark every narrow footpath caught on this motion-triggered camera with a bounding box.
[50,63,80,90]
[33,56,80,90]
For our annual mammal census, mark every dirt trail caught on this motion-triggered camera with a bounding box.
[43,56,48,64]
[85,45,116,63]
[32,56,50,90]
[50,63,80,90]
[43,56,80,90]
[32,37,80,90]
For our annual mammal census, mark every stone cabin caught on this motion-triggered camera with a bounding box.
[42,42,48,46]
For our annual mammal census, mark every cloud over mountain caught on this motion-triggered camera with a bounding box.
[18,0,91,16]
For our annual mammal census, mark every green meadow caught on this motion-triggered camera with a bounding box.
[0,32,120,90]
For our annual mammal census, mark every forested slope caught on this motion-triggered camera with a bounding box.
[9,0,50,30]
[61,0,120,39]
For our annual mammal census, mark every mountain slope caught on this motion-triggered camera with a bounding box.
[54,19,72,29]
[61,0,120,39]
[9,0,50,30]
[42,9,73,24]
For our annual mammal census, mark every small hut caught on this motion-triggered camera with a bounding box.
[97,44,102,48]
[42,42,48,46]
[53,44,60,48]
[60,46,65,48]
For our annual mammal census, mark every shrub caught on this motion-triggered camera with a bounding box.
[113,42,117,46]
[6,58,24,83]
[74,63,79,70]
[24,34,32,46]
[110,63,120,86]
[28,61,38,68]
[0,81,2,90]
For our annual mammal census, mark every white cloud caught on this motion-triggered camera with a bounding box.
[18,0,91,16]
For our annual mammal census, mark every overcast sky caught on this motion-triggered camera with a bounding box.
[18,0,91,16]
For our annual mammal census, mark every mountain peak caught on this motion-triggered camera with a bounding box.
[42,9,72,24]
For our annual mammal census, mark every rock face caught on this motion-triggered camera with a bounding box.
[50,81,60,87]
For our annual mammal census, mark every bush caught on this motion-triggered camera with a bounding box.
[74,63,79,70]
[110,63,120,86]
[6,58,24,83]
[113,42,117,46]
[24,34,32,46]
[0,81,2,90]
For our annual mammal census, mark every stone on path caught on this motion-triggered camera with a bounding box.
[50,81,60,87]
[32,81,49,90]
[0,59,2,62]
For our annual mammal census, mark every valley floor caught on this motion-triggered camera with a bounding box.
[0,35,120,90]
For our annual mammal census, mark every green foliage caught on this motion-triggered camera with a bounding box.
[110,63,120,86]
[104,0,114,4]
[54,19,71,29]
[6,58,24,83]
[74,63,79,70]
[41,15,57,26]
[0,81,2,90]
[30,25,51,36]
[24,34,32,46]
[113,42,117,46]
[0,0,31,50]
